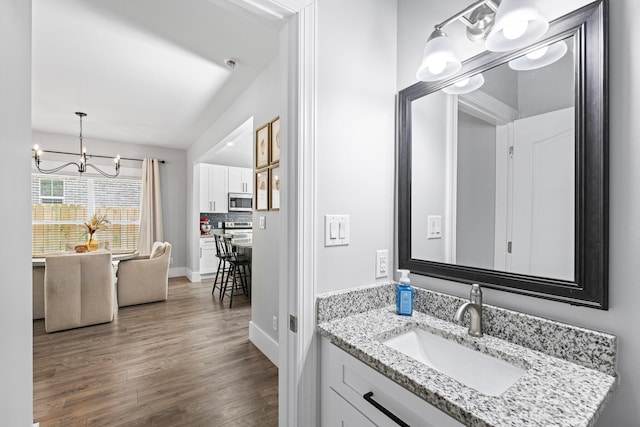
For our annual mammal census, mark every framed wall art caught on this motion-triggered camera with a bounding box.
[255,169,269,211]
[270,165,280,210]
[256,123,270,169]
[270,116,280,164]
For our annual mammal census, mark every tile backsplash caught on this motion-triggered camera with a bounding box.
[200,212,252,228]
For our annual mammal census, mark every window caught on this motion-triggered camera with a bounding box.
[38,178,64,204]
[32,174,142,255]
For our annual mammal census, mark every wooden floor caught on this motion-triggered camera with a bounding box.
[33,277,278,427]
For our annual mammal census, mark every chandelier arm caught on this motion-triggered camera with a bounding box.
[34,160,82,175]
[85,163,120,178]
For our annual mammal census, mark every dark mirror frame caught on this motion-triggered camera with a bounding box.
[397,0,608,309]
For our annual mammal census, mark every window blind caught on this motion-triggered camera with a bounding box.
[32,174,142,255]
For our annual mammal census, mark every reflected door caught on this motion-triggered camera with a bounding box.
[510,107,575,280]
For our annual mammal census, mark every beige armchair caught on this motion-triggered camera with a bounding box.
[33,266,45,320]
[44,251,115,333]
[117,242,172,307]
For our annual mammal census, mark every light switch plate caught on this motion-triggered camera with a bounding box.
[325,214,350,246]
[259,216,266,229]
[427,215,442,239]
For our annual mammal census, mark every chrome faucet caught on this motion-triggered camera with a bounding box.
[454,284,483,337]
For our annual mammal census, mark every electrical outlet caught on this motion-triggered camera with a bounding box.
[272,315,278,331]
[376,249,389,279]
[170,257,174,265]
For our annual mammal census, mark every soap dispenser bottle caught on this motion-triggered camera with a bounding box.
[396,269,413,316]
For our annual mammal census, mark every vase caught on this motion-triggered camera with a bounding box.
[87,234,99,251]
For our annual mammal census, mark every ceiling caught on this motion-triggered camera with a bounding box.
[32,0,287,149]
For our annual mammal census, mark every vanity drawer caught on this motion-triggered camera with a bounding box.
[323,387,378,427]
[321,337,463,427]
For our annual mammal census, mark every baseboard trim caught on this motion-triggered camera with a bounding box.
[169,267,186,278]
[187,269,201,283]
[249,321,279,367]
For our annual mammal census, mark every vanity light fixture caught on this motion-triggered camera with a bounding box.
[442,73,485,95]
[416,0,549,82]
[508,40,568,71]
[33,112,121,178]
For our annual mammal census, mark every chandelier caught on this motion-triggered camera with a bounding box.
[33,112,121,178]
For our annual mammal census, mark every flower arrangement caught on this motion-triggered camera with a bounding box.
[84,213,110,251]
[85,213,110,237]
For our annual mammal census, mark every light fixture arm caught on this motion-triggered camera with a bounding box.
[32,157,84,175]
[433,0,498,31]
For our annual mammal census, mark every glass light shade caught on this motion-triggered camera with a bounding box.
[442,73,485,95]
[508,40,568,71]
[486,0,549,52]
[416,31,462,82]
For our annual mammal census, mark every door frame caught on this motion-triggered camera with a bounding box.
[279,2,319,426]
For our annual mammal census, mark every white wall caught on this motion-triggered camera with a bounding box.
[397,0,640,423]
[32,131,188,275]
[187,57,281,351]
[314,0,397,294]
[0,0,33,424]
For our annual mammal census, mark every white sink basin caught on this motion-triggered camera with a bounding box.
[383,328,526,396]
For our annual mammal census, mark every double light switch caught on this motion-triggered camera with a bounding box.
[325,215,350,247]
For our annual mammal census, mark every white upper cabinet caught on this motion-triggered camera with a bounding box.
[199,164,228,213]
[228,166,253,194]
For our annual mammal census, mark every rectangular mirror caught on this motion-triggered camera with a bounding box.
[398,1,608,308]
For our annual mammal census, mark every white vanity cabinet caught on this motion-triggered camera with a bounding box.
[228,166,253,194]
[199,164,228,213]
[199,237,218,274]
[320,337,464,427]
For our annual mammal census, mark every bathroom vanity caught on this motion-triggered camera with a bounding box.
[317,283,617,427]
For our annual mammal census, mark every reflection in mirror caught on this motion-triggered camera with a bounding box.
[411,36,576,281]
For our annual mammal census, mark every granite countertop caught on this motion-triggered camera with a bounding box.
[317,284,617,427]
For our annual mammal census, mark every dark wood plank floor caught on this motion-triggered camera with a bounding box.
[33,277,278,427]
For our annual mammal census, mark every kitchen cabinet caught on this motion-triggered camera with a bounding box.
[320,337,463,427]
[199,164,228,213]
[228,166,253,194]
[199,237,218,274]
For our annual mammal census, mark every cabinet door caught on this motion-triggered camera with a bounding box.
[200,238,218,273]
[210,165,228,213]
[199,164,212,212]
[229,166,253,193]
[228,166,244,193]
[243,168,253,193]
[322,388,378,427]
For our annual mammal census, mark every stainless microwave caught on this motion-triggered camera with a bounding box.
[228,193,253,212]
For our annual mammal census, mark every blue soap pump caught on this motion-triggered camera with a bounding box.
[396,269,413,316]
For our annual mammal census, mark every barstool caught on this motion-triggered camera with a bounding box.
[221,236,251,308]
[212,234,231,298]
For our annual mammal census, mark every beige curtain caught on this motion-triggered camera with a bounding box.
[138,159,163,255]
